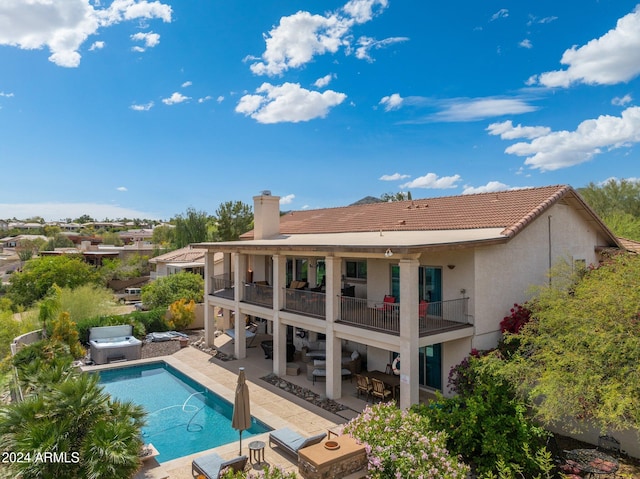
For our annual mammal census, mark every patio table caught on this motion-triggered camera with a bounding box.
[566,449,619,478]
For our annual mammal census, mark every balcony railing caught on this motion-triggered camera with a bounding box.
[242,283,273,308]
[210,274,234,299]
[283,288,326,319]
[339,297,470,336]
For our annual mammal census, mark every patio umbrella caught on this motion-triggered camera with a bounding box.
[232,367,251,456]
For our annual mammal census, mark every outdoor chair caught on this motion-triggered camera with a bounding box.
[355,374,372,401]
[419,300,429,320]
[376,295,396,312]
[268,427,326,459]
[370,377,392,402]
[224,322,258,348]
[192,452,247,479]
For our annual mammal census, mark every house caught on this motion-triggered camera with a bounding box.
[148,245,211,279]
[193,186,620,409]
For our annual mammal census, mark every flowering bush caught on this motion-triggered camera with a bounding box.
[500,303,531,334]
[343,402,469,479]
[447,348,481,395]
[220,465,297,479]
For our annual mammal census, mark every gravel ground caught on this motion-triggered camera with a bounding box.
[139,330,204,359]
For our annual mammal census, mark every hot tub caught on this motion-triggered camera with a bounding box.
[89,325,142,365]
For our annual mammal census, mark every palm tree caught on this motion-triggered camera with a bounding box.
[1,343,146,479]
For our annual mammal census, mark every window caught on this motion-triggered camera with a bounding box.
[345,260,367,280]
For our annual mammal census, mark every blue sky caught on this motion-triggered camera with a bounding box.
[1,0,639,221]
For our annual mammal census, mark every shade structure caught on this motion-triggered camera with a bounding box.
[232,367,251,455]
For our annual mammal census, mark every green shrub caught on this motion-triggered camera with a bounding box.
[412,355,551,477]
[141,272,203,309]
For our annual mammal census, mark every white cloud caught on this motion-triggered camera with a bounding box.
[533,6,640,87]
[0,92,14,98]
[249,11,350,76]
[342,0,388,24]
[162,92,190,105]
[89,41,105,51]
[433,97,537,122]
[487,120,551,140]
[612,94,632,106]
[519,39,532,49]
[198,96,213,103]
[490,9,509,21]
[130,101,154,111]
[235,82,346,124]
[462,181,510,194]
[280,194,295,205]
[379,173,410,181]
[182,81,192,88]
[314,74,335,88]
[131,31,160,50]
[400,173,461,189]
[0,203,159,222]
[216,95,224,103]
[0,0,171,67]
[528,15,558,26]
[116,186,128,192]
[379,93,403,111]
[250,0,393,76]
[355,36,409,61]
[497,106,640,171]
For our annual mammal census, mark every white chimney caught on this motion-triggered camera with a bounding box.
[253,192,280,240]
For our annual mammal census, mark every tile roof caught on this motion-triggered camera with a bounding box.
[618,237,640,253]
[242,185,582,238]
[149,246,204,263]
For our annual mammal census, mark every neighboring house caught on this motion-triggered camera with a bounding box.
[194,186,621,409]
[148,245,212,279]
[1,234,48,248]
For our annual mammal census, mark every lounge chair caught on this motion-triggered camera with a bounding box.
[268,427,326,458]
[224,323,258,348]
[192,452,247,479]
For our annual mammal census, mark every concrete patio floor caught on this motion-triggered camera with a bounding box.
[112,329,437,478]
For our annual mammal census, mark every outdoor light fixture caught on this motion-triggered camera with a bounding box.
[384,248,393,257]
[447,264,455,269]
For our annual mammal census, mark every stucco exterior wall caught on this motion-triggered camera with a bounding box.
[473,202,604,350]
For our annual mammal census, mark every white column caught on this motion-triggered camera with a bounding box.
[308,258,317,288]
[204,251,216,346]
[233,253,247,359]
[272,255,287,377]
[325,256,342,399]
[399,258,419,408]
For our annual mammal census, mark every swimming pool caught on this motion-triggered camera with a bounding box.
[96,362,271,462]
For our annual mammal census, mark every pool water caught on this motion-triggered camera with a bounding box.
[97,363,271,462]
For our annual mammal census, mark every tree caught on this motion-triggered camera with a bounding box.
[579,178,640,218]
[497,253,640,433]
[140,272,204,309]
[579,178,640,240]
[15,238,46,261]
[100,231,123,246]
[42,233,75,251]
[213,201,253,241]
[151,224,175,246]
[380,191,412,202]
[8,256,101,308]
[1,344,145,479]
[173,207,212,248]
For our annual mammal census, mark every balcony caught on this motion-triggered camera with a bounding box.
[282,288,326,319]
[339,297,470,336]
[210,274,234,300]
[242,283,273,308]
